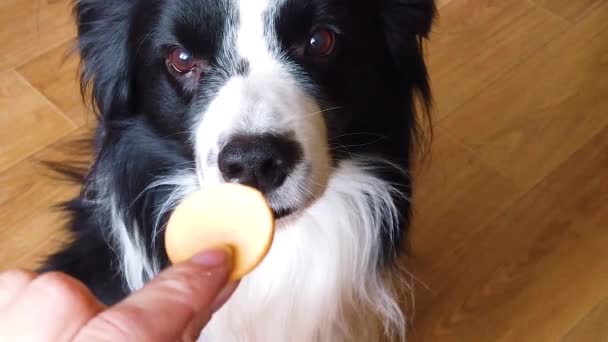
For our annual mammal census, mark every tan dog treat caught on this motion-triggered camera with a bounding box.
[164,184,275,281]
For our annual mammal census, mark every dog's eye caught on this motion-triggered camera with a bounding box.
[167,47,198,74]
[306,28,336,57]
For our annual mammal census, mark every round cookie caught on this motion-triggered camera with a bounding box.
[164,184,275,281]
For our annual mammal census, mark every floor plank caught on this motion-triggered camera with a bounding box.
[532,0,605,23]
[440,3,608,190]
[408,125,608,341]
[0,0,75,71]
[0,70,76,173]
[0,128,92,271]
[409,128,522,275]
[563,298,608,342]
[426,0,569,118]
[18,41,93,127]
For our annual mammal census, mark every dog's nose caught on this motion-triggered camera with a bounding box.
[218,134,301,194]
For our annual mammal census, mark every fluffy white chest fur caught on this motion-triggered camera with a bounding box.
[197,161,407,341]
[109,160,408,341]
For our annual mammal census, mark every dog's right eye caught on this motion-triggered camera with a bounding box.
[167,47,199,74]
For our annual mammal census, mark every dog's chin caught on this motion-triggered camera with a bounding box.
[268,195,312,224]
[272,206,308,228]
[268,186,321,224]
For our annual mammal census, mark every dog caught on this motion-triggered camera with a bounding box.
[40,0,436,340]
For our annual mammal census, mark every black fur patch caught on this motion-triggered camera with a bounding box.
[40,0,436,305]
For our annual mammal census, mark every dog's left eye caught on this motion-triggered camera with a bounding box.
[167,47,198,74]
[306,28,336,57]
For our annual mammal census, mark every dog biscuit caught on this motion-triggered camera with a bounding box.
[165,184,275,281]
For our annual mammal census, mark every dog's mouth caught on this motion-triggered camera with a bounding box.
[272,206,297,220]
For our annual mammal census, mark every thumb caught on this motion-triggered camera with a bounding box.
[74,248,236,342]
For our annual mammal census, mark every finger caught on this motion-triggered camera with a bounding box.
[75,248,233,342]
[181,280,239,342]
[0,269,36,309]
[0,272,104,341]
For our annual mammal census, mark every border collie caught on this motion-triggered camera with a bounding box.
[40,0,436,340]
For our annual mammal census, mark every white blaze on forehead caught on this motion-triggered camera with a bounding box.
[195,0,331,202]
[236,0,282,72]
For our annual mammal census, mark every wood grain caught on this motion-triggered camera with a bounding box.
[440,3,608,190]
[18,41,92,127]
[409,128,522,274]
[426,0,569,118]
[0,128,91,271]
[0,0,75,71]
[531,0,605,23]
[408,125,608,342]
[0,70,76,173]
[563,298,608,342]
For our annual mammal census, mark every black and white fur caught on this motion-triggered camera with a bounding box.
[40,0,436,340]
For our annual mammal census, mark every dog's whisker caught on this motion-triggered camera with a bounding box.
[328,148,368,159]
[329,133,389,141]
[296,180,316,199]
[160,131,191,140]
[284,106,344,126]
[329,138,386,149]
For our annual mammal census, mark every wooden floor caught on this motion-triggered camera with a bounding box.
[1,0,607,340]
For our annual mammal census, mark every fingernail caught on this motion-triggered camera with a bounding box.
[191,246,232,267]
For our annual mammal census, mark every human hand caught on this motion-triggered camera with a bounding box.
[0,248,237,342]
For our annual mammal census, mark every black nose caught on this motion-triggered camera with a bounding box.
[218,134,302,194]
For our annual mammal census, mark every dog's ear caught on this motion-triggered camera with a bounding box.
[380,0,436,105]
[381,0,436,39]
[74,0,134,119]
